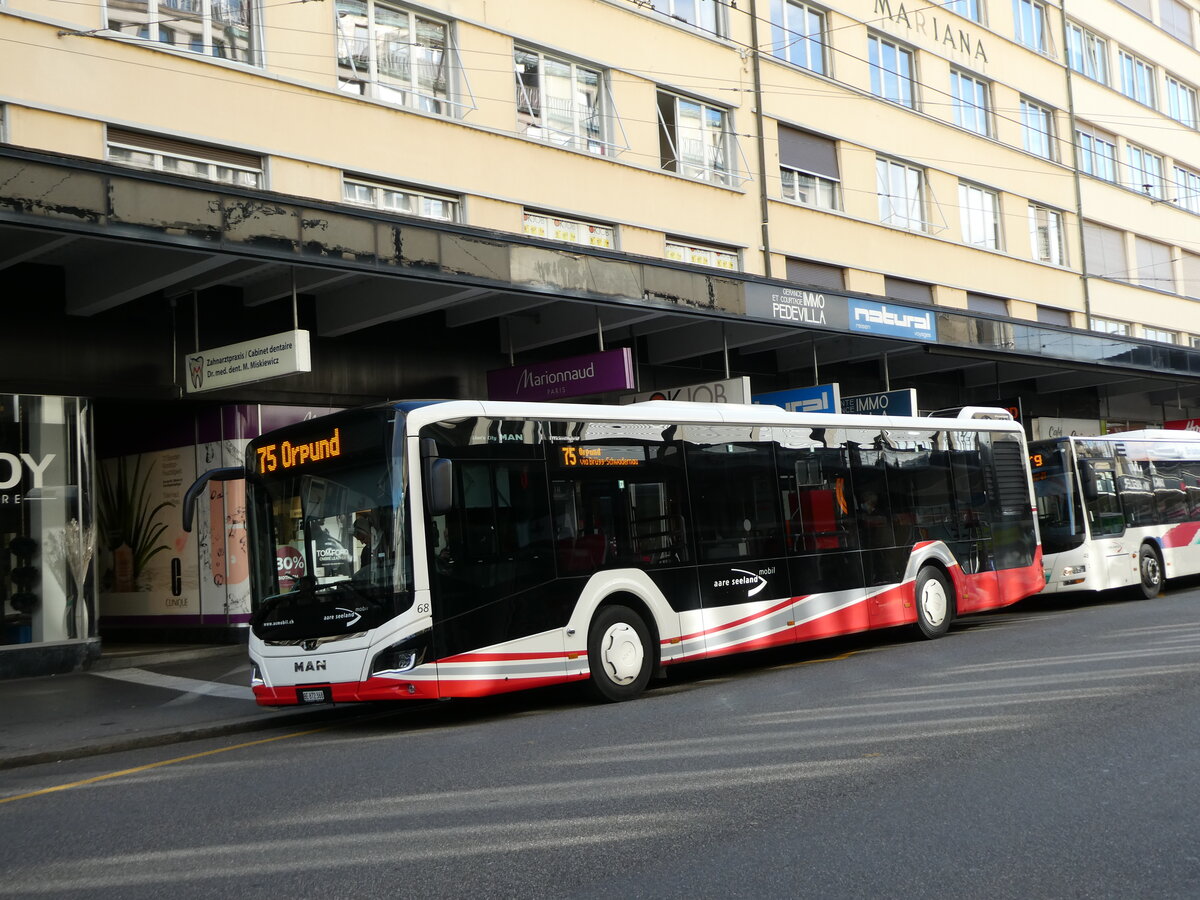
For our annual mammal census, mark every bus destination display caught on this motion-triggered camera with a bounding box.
[557,445,641,467]
[256,427,342,474]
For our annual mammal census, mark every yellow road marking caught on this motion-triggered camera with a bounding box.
[0,725,332,806]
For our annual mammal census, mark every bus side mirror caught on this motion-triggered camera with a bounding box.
[1080,466,1098,502]
[420,438,453,516]
[182,466,245,532]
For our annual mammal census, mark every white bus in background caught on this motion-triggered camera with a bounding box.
[184,400,1043,707]
[1030,430,1200,598]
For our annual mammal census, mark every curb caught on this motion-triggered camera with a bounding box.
[0,706,370,772]
[85,645,247,672]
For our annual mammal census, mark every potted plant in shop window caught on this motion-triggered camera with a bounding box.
[97,455,173,592]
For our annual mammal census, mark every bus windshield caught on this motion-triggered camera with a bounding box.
[1030,442,1085,555]
[244,410,413,642]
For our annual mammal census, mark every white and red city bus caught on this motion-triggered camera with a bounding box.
[1031,429,1200,598]
[185,400,1043,705]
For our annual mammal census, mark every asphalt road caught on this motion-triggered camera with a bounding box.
[2,585,1200,899]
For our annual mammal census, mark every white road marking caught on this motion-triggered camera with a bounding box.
[94,667,253,700]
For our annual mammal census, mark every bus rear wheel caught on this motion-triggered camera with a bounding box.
[1139,543,1164,599]
[913,566,954,640]
[587,605,653,702]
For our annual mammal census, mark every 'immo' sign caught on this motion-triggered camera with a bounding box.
[186,330,312,393]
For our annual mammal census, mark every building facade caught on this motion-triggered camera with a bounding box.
[2,0,1200,670]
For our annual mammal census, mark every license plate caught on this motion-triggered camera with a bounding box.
[297,686,333,705]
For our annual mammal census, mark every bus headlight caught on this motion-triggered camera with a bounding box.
[371,640,426,675]
[1060,564,1086,585]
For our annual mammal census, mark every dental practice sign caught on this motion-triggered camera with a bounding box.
[186,329,312,394]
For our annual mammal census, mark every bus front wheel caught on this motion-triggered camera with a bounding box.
[1139,544,1164,599]
[913,566,954,640]
[587,605,653,702]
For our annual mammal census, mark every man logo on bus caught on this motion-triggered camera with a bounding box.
[189,355,204,390]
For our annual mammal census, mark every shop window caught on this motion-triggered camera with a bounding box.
[1,396,94,646]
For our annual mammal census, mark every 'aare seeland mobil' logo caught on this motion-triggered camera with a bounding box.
[709,568,773,597]
[189,355,204,390]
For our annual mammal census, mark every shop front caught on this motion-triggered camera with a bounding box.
[0,394,98,677]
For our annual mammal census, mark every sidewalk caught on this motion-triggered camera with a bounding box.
[0,644,359,771]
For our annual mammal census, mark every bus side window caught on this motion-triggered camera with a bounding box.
[685,441,783,563]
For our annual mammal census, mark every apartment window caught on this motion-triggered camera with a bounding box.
[1161,0,1194,45]
[106,0,260,63]
[1166,76,1198,127]
[786,257,845,290]
[1083,221,1128,279]
[1183,252,1200,300]
[1091,317,1131,336]
[1143,327,1177,344]
[951,70,990,135]
[941,1,982,23]
[959,183,1001,249]
[1174,166,1200,214]
[868,35,915,108]
[1028,205,1065,265]
[885,277,932,304]
[1013,0,1048,52]
[343,176,459,221]
[1118,50,1156,105]
[1115,0,1151,16]
[336,1,459,116]
[657,91,735,186]
[1066,23,1109,83]
[1135,237,1175,291]
[523,211,614,248]
[1127,144,1165,198]
[666,238,738,270]
[0,105,5,142]
[1076,124,1118,182]
[106,128,262,187]
[1192,336,1200,349]
[515,47,618,155]
[778,127,840,210]
[967,293,1008,315]
[649,0,723,34]
[771,1,827,74]
[1037,305,1072,327]
[1020,99,1055,160]
[877,157,925,232]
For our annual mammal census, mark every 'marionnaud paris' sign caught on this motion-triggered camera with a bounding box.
[487,348,634,402]
[186,329,312,394]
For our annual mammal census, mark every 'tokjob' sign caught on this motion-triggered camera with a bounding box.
[487,348,634,402]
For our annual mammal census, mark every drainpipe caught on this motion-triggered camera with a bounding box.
[748,0,774,279]
[1059,0,1094,327]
